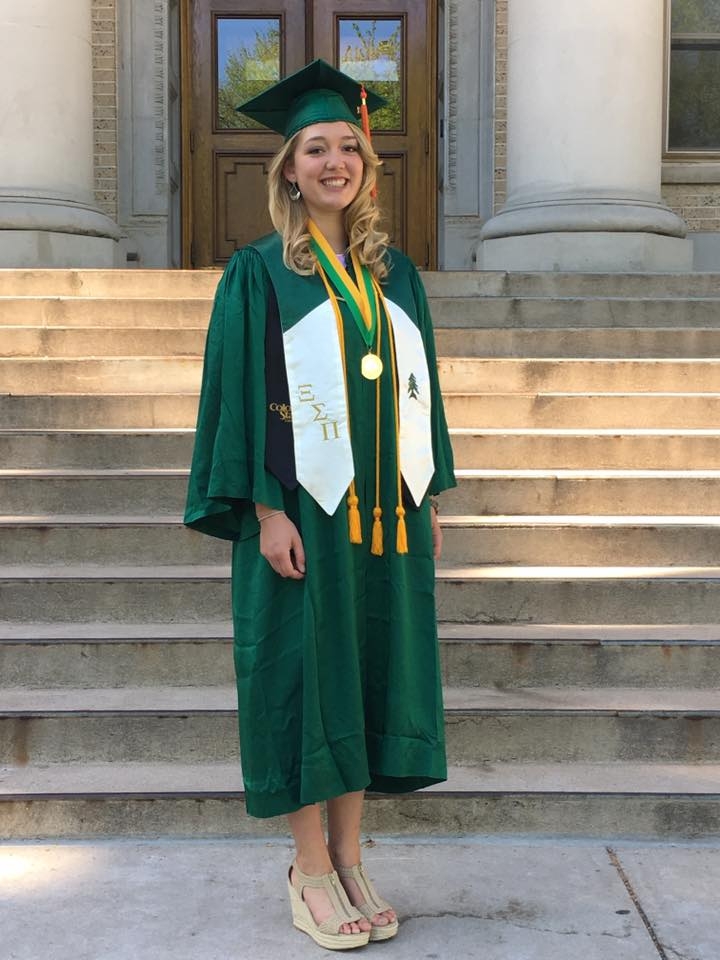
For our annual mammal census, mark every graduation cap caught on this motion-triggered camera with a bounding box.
[236,58,386,141]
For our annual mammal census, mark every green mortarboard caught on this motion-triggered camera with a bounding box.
[236,58,386,141]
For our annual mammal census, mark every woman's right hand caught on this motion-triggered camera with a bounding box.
[258,512,306,579]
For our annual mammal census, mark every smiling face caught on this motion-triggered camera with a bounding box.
[283,121,365,224]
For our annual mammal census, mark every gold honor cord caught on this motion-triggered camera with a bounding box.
[315,263,363,546]
[371,274,408,554]
[311,221,409,555]
[307,219,384,380]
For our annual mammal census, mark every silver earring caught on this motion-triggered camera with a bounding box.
[288,181,302,201]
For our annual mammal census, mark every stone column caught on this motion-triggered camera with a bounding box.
[479,0,692,272]
[0,0,119,267]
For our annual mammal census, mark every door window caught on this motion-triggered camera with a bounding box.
[338,18,404,131]
[217,17,282,129]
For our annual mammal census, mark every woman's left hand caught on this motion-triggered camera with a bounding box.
[430,507,442,561]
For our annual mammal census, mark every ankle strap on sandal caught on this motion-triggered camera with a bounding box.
[290,861,364,927]
[335,862,393,915]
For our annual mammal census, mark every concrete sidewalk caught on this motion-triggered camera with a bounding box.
[1,837,717,960]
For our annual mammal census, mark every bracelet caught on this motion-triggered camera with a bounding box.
[428,496,440,515]
[257,509,285,522]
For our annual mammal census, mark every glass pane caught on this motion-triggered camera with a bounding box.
[338,19,403,130]
[669,47,720,149]
[217,18,280,130]
[672,0,720,34]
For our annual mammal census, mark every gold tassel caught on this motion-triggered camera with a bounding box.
[347,491,362,543]
[371,506,383,556]
[395,505,408,554]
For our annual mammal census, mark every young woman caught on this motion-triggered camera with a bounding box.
[185,60,455,950]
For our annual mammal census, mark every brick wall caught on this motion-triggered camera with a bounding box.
[662,184,720,233]
[92,0,118,222]
[494,0,508,212]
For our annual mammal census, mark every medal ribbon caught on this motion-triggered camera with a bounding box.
[308,219,377,349]
[307,219,410,556]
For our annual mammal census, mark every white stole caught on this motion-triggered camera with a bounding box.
[283,297,434,515]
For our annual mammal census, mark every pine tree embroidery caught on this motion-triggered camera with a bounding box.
[407,373,419,399]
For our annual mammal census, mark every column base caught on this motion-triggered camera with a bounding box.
[0,230,118,268]
[478,232,693,273]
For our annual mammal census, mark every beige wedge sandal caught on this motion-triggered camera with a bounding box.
[288,861,371,951]
[336,863,399,942]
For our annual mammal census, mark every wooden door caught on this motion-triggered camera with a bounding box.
[185,0,307,267]
[312,0,436,267]
[184,0,436,268]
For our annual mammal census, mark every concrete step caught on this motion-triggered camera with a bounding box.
[450,470,720,516]
[442,515,720,565]
[0,269,222,299]
[438,358,720,393]
[434,565,720,624]
[431,300,720,332]
[7,427,720,471]
[3,469,720,516]
[440,325,720,358]
[3,312,720,365]
[0,325,206,356]
[5,322,720,366]
[0,517,230,565]
[3,622,720,690]
[0,393,201,429]
[2,563,720,624]
[451,470,720,515]
[2,760,717,839]
[440,625,720,689]
[4,268,720,299]
[0,357,202,394]
[422,271,720,299]
[444,393,720,429]
[1,685,717,765]
[450,429,720,470]
[5,356,720,396]
[3,515,720,567]
[0,302,210,330]
[3,392,718,431]
[0,430,194,469]
[0,470,189,515]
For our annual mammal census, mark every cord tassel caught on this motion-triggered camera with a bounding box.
[395,505,408,554]
[371,506,384,556]
[347,491,363,543]
[375,273,410,557]
[359,86,378,200]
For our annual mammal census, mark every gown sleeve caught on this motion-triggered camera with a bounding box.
[184,247,285,541]
[408,264,457,496]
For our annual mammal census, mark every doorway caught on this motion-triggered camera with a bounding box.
[182,0,437,268]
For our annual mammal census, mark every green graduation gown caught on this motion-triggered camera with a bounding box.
[184,232,456,818]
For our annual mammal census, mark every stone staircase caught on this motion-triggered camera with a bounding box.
[1,268,719,841]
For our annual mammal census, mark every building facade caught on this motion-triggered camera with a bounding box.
[0,0,718,272]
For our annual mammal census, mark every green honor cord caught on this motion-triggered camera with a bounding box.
[309,230,378,350]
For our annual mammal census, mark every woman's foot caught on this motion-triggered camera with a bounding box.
[332,859,398,937]
[291,861,372,937]
[337,867,396,929]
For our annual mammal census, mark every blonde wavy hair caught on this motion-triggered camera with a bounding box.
[267,123,389,281]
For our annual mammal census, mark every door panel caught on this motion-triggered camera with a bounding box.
[379,153,408,253]
[214,152,277,259]
[189,0,307,267]
[186,0,435,268]
[312,0,435,266]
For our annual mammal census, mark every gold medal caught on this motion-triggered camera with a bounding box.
[361,352,384,380]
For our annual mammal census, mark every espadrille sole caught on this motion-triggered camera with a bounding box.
[368,920,399,942]
[287,875,370,951]
[335,863,399,943]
